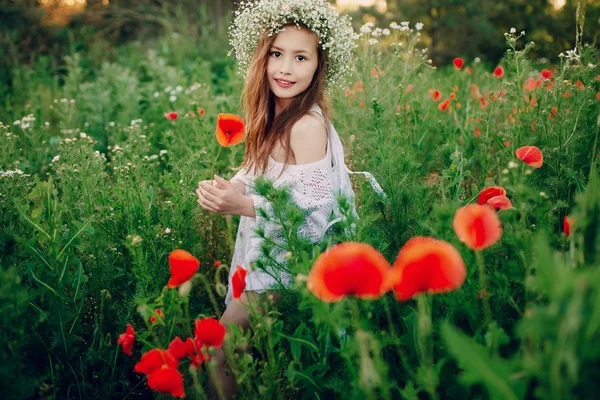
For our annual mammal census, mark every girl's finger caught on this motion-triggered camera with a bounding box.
[199,181,222,196]
[197,185,221,204]
[196,189,219,213]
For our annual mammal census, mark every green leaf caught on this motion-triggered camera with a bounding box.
[441,321,523,400]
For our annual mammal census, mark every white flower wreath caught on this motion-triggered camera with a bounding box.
[228,0,358,90]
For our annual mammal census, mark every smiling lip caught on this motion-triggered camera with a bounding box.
[275,78,295,88]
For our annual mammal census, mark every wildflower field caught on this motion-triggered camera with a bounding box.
[2,4,600,400]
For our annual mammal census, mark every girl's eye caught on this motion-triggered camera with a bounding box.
[271,51,281,57]
[296,55,306,61]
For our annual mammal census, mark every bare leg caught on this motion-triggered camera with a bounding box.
[208,291,260,400]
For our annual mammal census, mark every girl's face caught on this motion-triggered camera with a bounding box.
[266,25,319,109]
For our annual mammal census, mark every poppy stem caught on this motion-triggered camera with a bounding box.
[197,274,223,319]
[475,250,493,327]
[210,145,223,181]
[416,294,438,400]
[189,365,208,400]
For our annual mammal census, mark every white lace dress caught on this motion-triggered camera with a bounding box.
[224,104,347,305]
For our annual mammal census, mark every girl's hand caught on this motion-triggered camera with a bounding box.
[196,175,254,217]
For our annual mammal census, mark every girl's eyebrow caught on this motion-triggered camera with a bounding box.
[270,45,312,54]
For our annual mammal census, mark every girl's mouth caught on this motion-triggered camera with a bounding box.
[275,78,295,88]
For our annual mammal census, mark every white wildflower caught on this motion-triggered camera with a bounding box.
[52,155,60,163]
[165,227,172,234]
[176,85,183,92]
[415,22,424,31]
[382,28,390,36]
[510,27,516,34]
[159,149,168,156]
[368,39,379,45]
[508,161,518,169]
[153,91,160,98]
[169,95,177,102]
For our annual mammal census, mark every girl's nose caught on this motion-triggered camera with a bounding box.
[280,56,293,75]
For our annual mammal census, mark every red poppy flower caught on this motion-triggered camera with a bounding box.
[232,265,247,300]
[540,69,553,80]
[360,101,366,108]
[487,195,512,210]
[477,186,507,205]
[429,89,442,101]
[453,204,502,250]
[474,127,482,137]
[438,99,451,112]
[167,249,200,288]
[480,96,489,109]
[453,58,464,70]
[147,366,185,398]
[575,80,585,90]
[214,260,222,267]
[595,92,600,100]
[307,242,392,302]
[470,84,481,99]
[117,324,135,356]
[465,67,473,74]
[404,84,415,94]
[450,92,456,99]
[168,337,195,360]
[493,66,504,78]
[164,112,178,121]
[503,141,511,147]
[344,88,352,97]
[216,113,245,147]
[391,237,466,301]
[197,107,205,117]
[134,349,179,375]
[194,317,226,348]
[563,216,573,237]
[515,146,543,168]
[189,345,208,369]
[149,308,163,324]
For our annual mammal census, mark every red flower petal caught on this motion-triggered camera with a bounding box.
[168,337,195,360]
[164,112,178,121]
[438,99,451,112]
[216,113,245,147]
[471,84,481,99]
[117,323,135,356]
[194,318,226,348]
[453,204,502,250]
[540,69,553,80]
[493,66,504,78]
[429,89,442,102]
[515,146,543,168]
[232,265,247,299]
[391,237,466,301]
[134,349,179,375]
[307,242,392,302]
[563,216,573,237]
[487,195,512,210]
[477,186,507,205]
[453,58,464,70]
[147,366,185,398]
[167,249,200,288]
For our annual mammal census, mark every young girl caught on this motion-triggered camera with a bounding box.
[195,0,380,398]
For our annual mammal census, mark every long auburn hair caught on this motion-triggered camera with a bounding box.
[240,24,330,178]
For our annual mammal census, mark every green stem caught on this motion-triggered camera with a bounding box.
[476,250,492,327]
[210,145,223,181]
[197,274,223,319]
[416,294,438,400]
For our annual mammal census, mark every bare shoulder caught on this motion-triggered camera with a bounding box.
[290,113,328,164]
